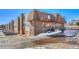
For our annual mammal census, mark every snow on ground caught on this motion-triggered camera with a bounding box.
[0,35,78,49]
[35,43,79,49]
[0,31,79,49]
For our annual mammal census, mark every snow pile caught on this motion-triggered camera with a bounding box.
[64,30,77,37]
[0,30,5,37]
[37,30,62,36]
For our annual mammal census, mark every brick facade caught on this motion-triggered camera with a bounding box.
[27,10,64,36]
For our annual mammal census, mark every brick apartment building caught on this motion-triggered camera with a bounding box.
[26,10,64,36]
[0,9,65,36]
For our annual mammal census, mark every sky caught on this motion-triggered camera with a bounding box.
[0,9,79,25]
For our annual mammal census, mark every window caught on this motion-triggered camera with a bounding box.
[41,17,43,20]
[48,15,50,19]
[42,22,44,26]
